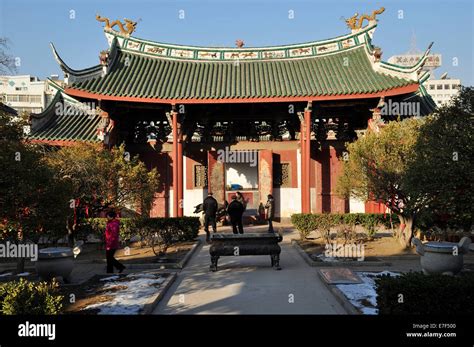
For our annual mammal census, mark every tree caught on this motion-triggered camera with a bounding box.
[0,110,72,272]
[0,37,17,74]
[46,143,159,220]
[337,118,426,247]
[406,87,474,231]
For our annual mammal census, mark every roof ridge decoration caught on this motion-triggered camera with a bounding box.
[103,23,378,62]
[98,7,385,62]
[345,7,385,31]
[96,14,137,37]
[95,9,390,62]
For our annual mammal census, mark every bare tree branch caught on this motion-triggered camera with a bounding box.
[0,37,18,74]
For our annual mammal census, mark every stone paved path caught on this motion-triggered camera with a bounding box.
[153,225,346,314]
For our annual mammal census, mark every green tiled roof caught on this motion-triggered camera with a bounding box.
[29,93,102,142]
[70,46,416,100]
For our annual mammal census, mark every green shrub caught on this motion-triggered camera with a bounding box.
[0,278,63,315]
[376,272,474,315]
[317,214,338,243]
[290,214,319,239]
[361,218,378,238]
[290,213,397,240]
[173,217,200,241]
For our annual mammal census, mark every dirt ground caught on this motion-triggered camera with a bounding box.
[299,233,416,258]
[76,241,196,264]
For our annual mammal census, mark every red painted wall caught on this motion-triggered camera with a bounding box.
[140,152,172,217]
[312,142,348,214]
[272,149,298,188]
[365,201,386,213]
[185,151,207,190]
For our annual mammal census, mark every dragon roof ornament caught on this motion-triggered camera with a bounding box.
[96,14,137,37]
[345,7,385,31]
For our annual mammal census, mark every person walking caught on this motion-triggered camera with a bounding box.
[202,192,218,243]
[227,195,244,234]
[105,211,126,273]
[264,194,275,233]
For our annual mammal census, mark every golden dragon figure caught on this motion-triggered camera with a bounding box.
[346,7,385,30]
[96,15,137,36]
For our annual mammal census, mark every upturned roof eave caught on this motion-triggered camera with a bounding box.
[50,42,103,76]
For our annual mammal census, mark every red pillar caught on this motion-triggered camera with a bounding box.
[300,120,306,212]
[177,121,184,217]
[300,106,312,213]
[171,110,183,217]
[304,108,311,212]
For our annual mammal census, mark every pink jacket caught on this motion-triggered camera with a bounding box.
[105,219,120,250]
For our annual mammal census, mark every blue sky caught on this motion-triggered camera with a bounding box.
[1,0,473,85]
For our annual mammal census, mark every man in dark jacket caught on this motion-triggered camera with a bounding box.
[202,192,218,242]
[227,195,244,234]
[264,194,275,233]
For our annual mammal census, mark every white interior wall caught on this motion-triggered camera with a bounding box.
[225,162,259,189]
[349,197,366,213]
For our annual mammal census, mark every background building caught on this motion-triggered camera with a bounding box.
[0,75,62,114]
[423,75,462,107]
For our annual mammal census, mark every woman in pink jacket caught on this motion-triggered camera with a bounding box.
[105,211,126,273]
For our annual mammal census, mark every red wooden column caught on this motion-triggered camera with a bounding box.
[300,103,312,213]
[304,107,311,212]
[300,118,306,212]
[177,121,184,217]
[171,109,184,217]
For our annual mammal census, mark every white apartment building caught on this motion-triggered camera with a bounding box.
[0,75,61,114]
[423,76,462,107]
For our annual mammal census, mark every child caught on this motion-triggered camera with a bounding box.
[105,211,126,273]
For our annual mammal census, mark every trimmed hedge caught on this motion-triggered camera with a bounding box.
[290,213,397,239]
[376,272,474,315]
[0,278,63,315]
[81,217,200,244]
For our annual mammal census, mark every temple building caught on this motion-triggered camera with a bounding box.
[28,8,436,220]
